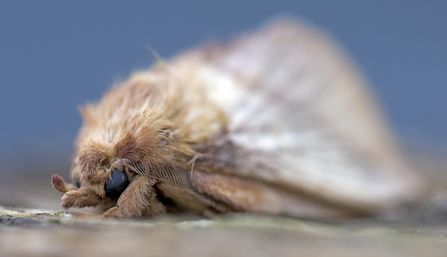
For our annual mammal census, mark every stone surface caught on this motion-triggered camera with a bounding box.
[1,206,447,257]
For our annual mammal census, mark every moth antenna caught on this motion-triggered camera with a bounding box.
[127,162,145,174]
[51,174,77,194]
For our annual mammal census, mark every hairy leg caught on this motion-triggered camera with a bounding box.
[157,182,229,214]
[52,174,103,209]
[102,175,157,218]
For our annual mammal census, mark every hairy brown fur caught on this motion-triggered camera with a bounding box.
[53,61,230,217]
[52,19,422,219]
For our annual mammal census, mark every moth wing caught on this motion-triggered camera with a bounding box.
[172,19,423,214]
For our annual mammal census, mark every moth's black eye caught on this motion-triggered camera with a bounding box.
[74,177,81,188]
[105,170,129,199]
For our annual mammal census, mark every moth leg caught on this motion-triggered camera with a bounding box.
[73,212,102,218]
[142,195,166,217]
[51,174,78,194]
[102,175,156,218]
[156,182,229,215]
[191,170,356,219]
[60,186,103,209]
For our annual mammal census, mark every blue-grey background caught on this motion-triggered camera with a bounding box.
[1,1,446,171]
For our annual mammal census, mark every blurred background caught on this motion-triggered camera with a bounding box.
[1,1,446,209]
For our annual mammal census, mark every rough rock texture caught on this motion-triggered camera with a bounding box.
[1,206,447,257]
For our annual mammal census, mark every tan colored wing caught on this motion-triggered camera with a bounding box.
[172,19,423,214]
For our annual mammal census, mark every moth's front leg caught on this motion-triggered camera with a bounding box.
[102,175,159,218]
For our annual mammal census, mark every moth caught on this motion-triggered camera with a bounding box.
[52,18,423,219]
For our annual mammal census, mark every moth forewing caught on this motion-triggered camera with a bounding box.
[171,18,423,214]
[52,18,423,218]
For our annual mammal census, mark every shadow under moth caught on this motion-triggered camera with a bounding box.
[52,18,423,219]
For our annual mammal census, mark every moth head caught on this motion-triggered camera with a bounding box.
[51,156,134,210]
[52,78,195,210]
[70,156,132,200]
[52,120,185,210]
